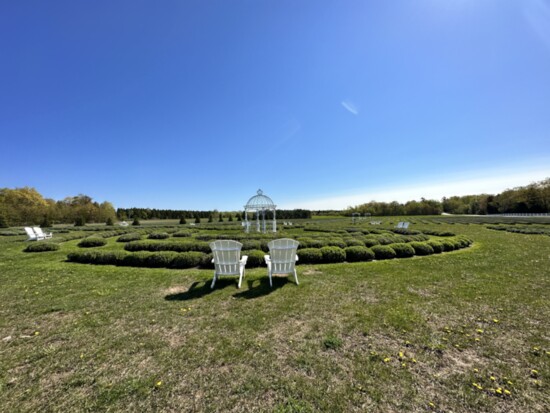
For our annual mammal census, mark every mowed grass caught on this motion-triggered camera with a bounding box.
[0,219,548,412]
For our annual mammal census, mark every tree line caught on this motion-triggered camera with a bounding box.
[0,187,117,227]
[347,178,550,216]
[116,208,311,221]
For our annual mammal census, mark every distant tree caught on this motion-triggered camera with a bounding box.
[105,217,114,226]
[179,216,187,224]
[132,217,140,226]
[218,214,223,222]
[208,214,213,223]
[194,215,200,224]
[0,211,9,228]
[228,214,233,222]
[40,215,51,227]
[74,216,86,226]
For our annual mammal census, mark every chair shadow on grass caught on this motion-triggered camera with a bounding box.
[164,278,236,301]
[232,276,289,300]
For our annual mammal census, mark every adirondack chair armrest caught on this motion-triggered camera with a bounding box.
[295,254,299,261]
[240,255,248,265]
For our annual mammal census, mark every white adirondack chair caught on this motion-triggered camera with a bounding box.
[264,238,300,287]
[209,240,248,289]
[33,227,52,239]
[396,222,404,229]
[25,227,44,241]
[402,222,410,229]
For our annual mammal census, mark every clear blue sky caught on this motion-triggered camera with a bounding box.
[2,0,550,210]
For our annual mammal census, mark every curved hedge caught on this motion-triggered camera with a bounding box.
[409,242,434,256]
[24,242,60,253]
[389,243,415,258]
[78,238,107,248]
[117,233,142,242]
[148,232,170,240]
[426,240,444,254]
[124,240,211,253]
[298,248,323,264]
[344,246,374,262]
[67,250,206,269]
[243,249,266,268]
[320,246,346,263]
[371,245,397,260]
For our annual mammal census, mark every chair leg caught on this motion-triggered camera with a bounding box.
[211,272,217,289]
[238,268,244,289]
[294,269,299,285]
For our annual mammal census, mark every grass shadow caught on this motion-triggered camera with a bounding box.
[232,276,291,299]
[164,278,237,301]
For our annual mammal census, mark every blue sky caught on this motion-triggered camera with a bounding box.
[2,0,550,210]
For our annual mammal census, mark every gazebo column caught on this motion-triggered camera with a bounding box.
[262,209,266,233]
[272,209,277,232]
[256,211,260,232]
[244,210,249,233]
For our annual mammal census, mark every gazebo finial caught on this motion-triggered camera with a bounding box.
[257,189,263,195]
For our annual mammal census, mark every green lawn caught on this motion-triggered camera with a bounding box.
[0,218,548,412]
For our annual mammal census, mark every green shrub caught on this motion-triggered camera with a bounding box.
[74,216,86,227]
[344,246,375,262]
[78,237,107,248]
[124,240,210,253]
[243,249,266,268]
[371,245,397,260]
[297,238,327,249]
[24,242,60,253]
[440,239,457,252]
[363,238,381,248]
[170,252,206,269]
[0,212,9,228]
[409,242,434,256]
[320,246,346,263]
[179,217,187,225]
[173,231,192,238]
[105,217,114,226]
[326,238,347,249]
[117,233,142,242]
[297,248,323,264]
[242,240,262,251]
[389,243,415,258]
[132,218,140,226]
[148,232,170,240]
[426,240,444,254]
[344,238,365,247]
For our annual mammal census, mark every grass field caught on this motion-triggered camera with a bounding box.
[0,217,548,412]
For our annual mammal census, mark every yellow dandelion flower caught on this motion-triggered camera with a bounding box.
[490,376,496,381]
[155,381,162,387]
[429,401,435,407]
[533,346,540,351]
[531,369,539,375]
[475,338,480,342]
[507,380,513,385]
[412,358,417,363]
[472,382,483,390]
[476,329,484,334]
[504,389,511,395]
[496,388,502,394]
[80,353,84,359]
[473,368,479,373]
[383,357,391,363]
[398,351,405,359]
[34,331,40,336]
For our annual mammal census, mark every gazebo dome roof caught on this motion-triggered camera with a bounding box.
[244,189,276,210]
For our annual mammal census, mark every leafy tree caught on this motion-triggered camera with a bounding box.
[179,217,187,224]
[74,216,86,226]
[106,217,114,226]
[132,217,141,226]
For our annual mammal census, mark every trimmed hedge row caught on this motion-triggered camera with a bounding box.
[124,240,211,253]
[117,233,142,242]
[67,236,474,268]
[148,232,171,240]
[78,237,107,248]
[24,242,60,252]
[67,250,207,269]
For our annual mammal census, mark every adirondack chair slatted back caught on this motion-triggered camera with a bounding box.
[267,238,299,274]
[210,240,243,275]
[25,227,38,240]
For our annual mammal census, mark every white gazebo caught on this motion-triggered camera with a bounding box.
[243,189,277,233]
